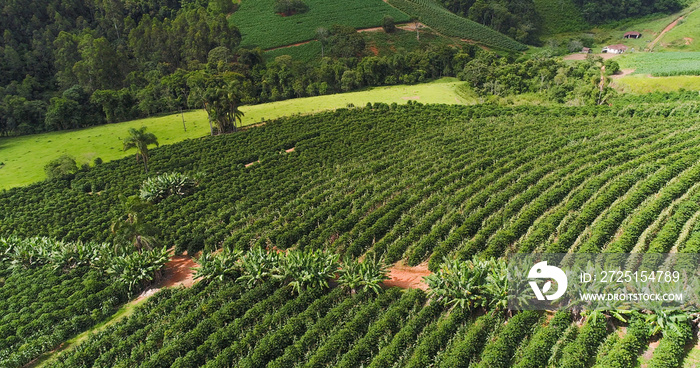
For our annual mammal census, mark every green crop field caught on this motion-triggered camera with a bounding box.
[616,52,700,76]
[0,79,475,190]
[385,0,528,51]
[4,102,700,367]
[230,0,410,49]
[613,75,700,93]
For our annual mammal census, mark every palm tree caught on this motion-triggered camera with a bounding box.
[123,127,159,173]
[111,195,159,253]
[187,72,245,135]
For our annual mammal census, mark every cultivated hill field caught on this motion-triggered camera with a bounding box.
[5,0,700,366]
[230,0,411,49]
[3,102,700,366]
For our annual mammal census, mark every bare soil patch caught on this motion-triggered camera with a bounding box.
[640,339,661,367]
[398,22,427,32]
[266,40,312,52]
[611,68,636,79]
[685,37,694,45]
[563,53,619,61]
[358,27,384,33]
[136,254,197,302]
[383,261,431,290]
[245,160,260,168]
[285,147,296,153]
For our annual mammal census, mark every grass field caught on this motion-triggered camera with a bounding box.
[616,52,700,76]
[230,0,410,49]
[0,78,476,190]
[549,9,687,54]
[612,75,700,93]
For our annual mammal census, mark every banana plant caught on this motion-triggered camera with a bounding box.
[106,246,170,294]
[424,257,490,310]
[236,247,281,288]
[337,254,389,295]
[277,249,339,294]
[645,310,690,337]
[194,248,241,283]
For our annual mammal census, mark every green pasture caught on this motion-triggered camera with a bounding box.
[0,78,476,190]
[230,0,409,49]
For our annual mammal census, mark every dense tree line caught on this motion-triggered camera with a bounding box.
[437,0,542,44]
[574,0,683,23]
[0,0,237,136]
[1,0,620,138]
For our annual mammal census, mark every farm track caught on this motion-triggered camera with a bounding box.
[647,14,685,51]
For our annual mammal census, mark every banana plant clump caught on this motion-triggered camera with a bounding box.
[424,257,509,311]
[0,236,170,296]
[194,248,391,295]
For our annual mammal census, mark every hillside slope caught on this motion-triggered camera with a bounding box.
[230,0,410,49]
[385,0,528,51]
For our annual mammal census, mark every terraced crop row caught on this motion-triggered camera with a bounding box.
[4,104,700,271]
[47,279,690,368]
[0,266,127,368]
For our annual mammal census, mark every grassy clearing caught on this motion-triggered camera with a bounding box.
[616,52,700,75]
[548,9,685,54]
[683,345,700,368]
[230,0,409,49]
[0,78,476,190]
[612,75,700,93]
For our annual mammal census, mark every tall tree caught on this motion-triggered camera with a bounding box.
[123,126,159,173]
[188,71,245,134]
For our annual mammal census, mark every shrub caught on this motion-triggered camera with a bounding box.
[44,154,78,180]
[274,0,308,16]
[382,15,396,32]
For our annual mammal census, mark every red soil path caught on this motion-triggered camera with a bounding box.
[136,254,198,302]
[647,15,684,51]
[135,250,432,304]
[383,261,432,290]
